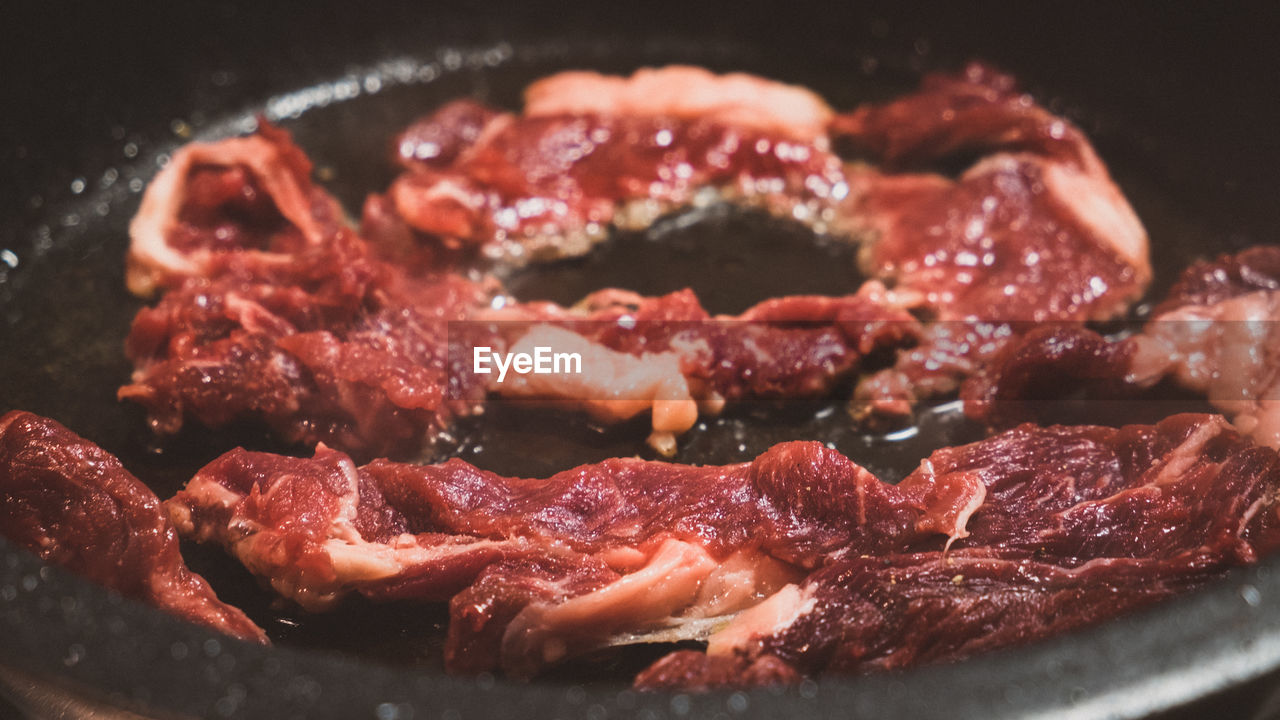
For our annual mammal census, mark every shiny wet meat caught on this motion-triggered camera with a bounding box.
[163,413,1280,685]
[0,411,268,643]
[967,246,1280,448]
[638,414,1280,687]
[120,64,1153,459]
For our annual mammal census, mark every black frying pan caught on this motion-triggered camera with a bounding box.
[4,1,1280,717]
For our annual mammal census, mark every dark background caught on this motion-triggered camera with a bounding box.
[4,1,1280,265]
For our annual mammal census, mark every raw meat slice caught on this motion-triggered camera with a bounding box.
[837,63,1150,421]
[167,438,987,672]
[0,411,267,643]
[638,413,1280,687]
[966,247,1280,449]
[120,230,497,460]
[167,413,1278,682]
[126,122,346,296]
[635,552,1205,689]
[380,67,849,264]
[122,64,1152,456]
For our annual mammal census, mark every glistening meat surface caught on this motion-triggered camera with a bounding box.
[167,439,985,672]
[379,62,1150,325]
[638,413,1280,688]
[0,411,268,643]
[636,552,1208,690]
[165,413,1279,684]
[378,62,1150,426]
[835,63,1150,421]
[119,122,917,458]
[1132,247,1280,447]
[835,63,1149,322]
[121,227,498,460]
[120,64,1151,457]
[166,438,987,673]
[966,246,1280,449]
[125,123,347,296]
[483,284,918,453]
[378,66,849,265]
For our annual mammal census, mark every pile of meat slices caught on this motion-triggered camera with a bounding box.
[5,63,1280,691]
[6,410,1278,688]
[120,62,1149,459]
